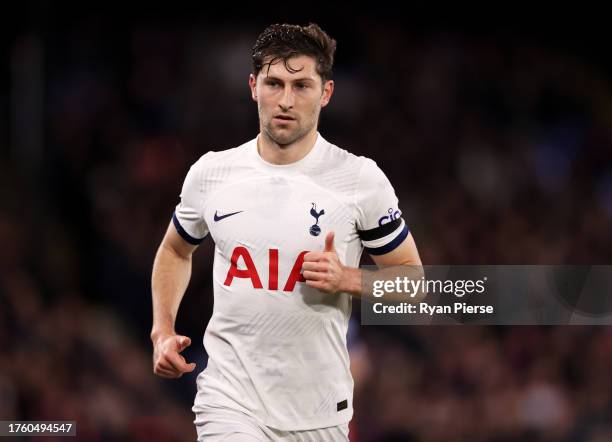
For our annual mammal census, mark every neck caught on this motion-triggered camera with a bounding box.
[257,129,318,165]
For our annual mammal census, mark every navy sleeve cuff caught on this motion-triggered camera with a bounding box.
[364,223,409,256]
[172,212,206,245]
[358,217,402,241]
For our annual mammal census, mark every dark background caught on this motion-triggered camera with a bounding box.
[1,4,612,441]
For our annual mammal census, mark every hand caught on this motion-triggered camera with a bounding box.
[152,333,196,379]
[302,231,346,295]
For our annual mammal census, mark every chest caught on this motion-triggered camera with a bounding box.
[205,176,355,257]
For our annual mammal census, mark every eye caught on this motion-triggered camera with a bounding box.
[295,83,308,90]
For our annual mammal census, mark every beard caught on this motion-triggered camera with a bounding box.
[259,107,319,147]
[262,119,308,147]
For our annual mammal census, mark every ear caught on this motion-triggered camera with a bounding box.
[320,80,334,108]
[249,74,258,102]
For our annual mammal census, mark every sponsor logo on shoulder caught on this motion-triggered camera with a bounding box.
[378,208,401,226]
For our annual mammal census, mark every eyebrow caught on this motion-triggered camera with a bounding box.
[264,76,316,83]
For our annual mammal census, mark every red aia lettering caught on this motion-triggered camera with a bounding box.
[283,251,307,291]
[269,249,278,290]
[224,248,308,292]
[224,246,263,289]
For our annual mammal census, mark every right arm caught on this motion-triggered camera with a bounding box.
[150,221,199,378]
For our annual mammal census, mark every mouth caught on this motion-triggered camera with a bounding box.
[273,115,296,123]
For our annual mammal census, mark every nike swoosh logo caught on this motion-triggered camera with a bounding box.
[214,210,243,222]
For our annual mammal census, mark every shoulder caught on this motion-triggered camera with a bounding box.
[180,139,255,199]
[188,139,253,175]
[321,140,364,166]
[322,140,387,184]
[311,137,390,199]
[318,139,378,178]
[189,140,253,184]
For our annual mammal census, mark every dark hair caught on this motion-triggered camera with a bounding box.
[252,23,337,83]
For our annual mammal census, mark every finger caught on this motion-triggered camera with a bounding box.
[156,359,175,371]
[324,231,335,252]
[303,252,324,262]
[177,336,191,352]
[155,366,179,378]
[303,270,327,281]
[305,279,326,290]
[154,361,179,377]
[302,262,327,272]
[166,351,196,373]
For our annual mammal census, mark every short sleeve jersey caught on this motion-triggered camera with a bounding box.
[174,133,408,431]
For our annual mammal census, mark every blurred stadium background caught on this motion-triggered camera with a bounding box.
[1,5,612,442]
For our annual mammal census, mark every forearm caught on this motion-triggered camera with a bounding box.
[151,243,192,341]
[339,267,363,297]
[342,265,426,303]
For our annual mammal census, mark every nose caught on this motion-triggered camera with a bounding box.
[278,85,295,111]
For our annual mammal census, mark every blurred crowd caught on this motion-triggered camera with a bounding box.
[350,324,612,442]
[1,15,612,441]
[0,272,198,441]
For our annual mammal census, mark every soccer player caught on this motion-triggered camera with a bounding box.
[151,23,422,441]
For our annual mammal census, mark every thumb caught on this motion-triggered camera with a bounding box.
[177,336,191,351]
[324,231,335,252]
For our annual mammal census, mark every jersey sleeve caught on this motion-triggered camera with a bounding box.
[172,158,209,245]
[355,159,409,255]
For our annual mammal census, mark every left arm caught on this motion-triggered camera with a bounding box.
[303,158,425,302]
[302,231,424,303]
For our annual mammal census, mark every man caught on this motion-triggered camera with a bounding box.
[151,23,422,441]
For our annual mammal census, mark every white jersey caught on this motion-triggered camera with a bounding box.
[173,133,408,431]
